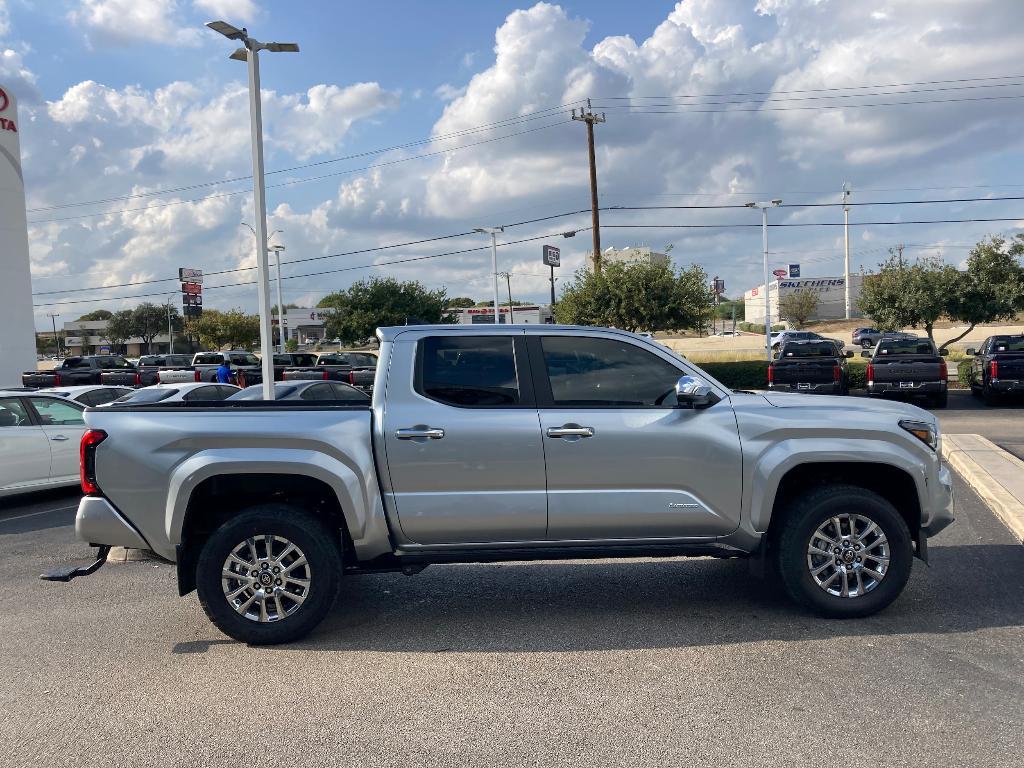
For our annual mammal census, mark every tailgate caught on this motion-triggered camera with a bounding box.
[872,359,941,382]
[22,372,59,387]
[157,368,199,384]
[772,361,835,384]
[993,354,1024,379]
[99,371,140,386]
[282,368,327,381]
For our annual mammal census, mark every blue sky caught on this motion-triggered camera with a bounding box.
[2,0,1023,329]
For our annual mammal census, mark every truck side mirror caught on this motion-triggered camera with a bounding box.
[965,348,976,356]
[675,375,718,410]
[845,350,854,358]
[860,350,871,358]
[939,348,949,357]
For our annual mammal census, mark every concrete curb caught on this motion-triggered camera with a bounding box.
[942,434,1024,544]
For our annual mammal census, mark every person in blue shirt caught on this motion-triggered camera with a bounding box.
[216,360,233,384]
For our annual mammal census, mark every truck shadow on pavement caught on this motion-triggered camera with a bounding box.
[229,541,1023,654]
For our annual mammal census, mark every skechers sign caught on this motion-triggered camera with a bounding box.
[778,278,845,292]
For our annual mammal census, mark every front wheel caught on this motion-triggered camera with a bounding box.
[775,485,913,618]
[196,504,342,645]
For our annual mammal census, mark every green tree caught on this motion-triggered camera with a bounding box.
[777,289,820,329]
[319,277,447,344]
[445,296,477,308]
[78,309,113,321]
[285,338,299,352]
[187,309,232,351]
[104,309,135,354]
[131,303,169,353]
[858,237,1024,351]
[554,260,711,333]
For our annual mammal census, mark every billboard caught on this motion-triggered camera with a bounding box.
[542,245,561,267]
[0,84,36,386]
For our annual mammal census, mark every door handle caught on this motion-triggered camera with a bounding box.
[395,427,445,440]
[547,426,595,438]
[50,435,69,442]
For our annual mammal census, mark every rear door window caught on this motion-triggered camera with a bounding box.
[0,398,32,427]
[194,354,223,365]
[28,398,85,426]
[417,336,522,407]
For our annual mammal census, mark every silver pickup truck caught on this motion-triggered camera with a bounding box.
[48,325,955,645]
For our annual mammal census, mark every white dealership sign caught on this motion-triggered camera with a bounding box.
[0,84,36,387]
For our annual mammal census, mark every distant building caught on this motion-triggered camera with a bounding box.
[744,275,864,325]
[586,245,670,272]
[453,305,554,324]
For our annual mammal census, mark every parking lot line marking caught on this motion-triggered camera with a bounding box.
[0,505,78,524]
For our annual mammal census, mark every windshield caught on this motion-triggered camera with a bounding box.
[112,388,178,404]
[993,337,1024,352]
[780,342,840,358]
[877,340,935,355]
[227,385,298,400]
[318,353,377,367]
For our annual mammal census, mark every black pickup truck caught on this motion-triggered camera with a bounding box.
[280,351,378,392]
[863,337,948,408]
[966,334,1024,404]
[235,353,320,387]
[768,340,853,395]
[21,355,141,388]
[135,354,194,386]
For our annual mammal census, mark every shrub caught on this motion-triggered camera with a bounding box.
[695,360,770,389]
[957,360,973,388]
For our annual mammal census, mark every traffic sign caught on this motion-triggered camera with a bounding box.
[542,245,561,267]
[789,263,801,277]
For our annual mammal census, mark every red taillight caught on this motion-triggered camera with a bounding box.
[194,370,201,382]
[991,360,999,379]
[80,429,107,496]
[867,363,874,383]
[767,364,774,383]
[323,370,330,380]
[939,359,948,382]
[134,372,141,386]
[54,373,62,386]
[833,364,842,381]
[348,370,356,385]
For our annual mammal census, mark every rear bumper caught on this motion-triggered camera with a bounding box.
[76,496,150,549]
[868,381,945,395]
[921,464,955,538]
[990,379,1024,393]
[769,382,842,394]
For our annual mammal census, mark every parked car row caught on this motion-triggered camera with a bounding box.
[21,350,379,392]
[965,334,1024,404]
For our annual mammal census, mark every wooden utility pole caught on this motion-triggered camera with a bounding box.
[572,100,606,273]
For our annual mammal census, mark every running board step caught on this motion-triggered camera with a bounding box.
[40,546,111,582]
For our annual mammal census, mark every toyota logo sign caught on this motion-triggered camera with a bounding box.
[0,87,8,113]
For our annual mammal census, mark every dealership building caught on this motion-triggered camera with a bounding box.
[744,275,864,325]
[452,305,554,324]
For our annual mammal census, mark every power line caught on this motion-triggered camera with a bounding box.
[25,102,584,214]
[31,207,593,297]
[594,92,1024,115]
[26,120,572,225]
[595,73,1024,100]
[31,228,591,308]
[602,217,1024,228]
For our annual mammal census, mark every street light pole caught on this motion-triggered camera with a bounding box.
[475,226,504,325]
[499,272,515,323]
[165,296,174,354]
[843,181,851,320]
[270,244,287,351]
[207,20,299,400]
[745,199,782,361]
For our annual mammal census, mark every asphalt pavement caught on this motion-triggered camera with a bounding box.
[935,389,1024,460]
[1,470,1021,767]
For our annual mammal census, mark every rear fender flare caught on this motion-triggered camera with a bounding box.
[166,448,375,551]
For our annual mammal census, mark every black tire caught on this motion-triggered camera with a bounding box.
[982,383,1000,406]
[775,484,913,618]
[932,390,948,409]
[196,504,342,645]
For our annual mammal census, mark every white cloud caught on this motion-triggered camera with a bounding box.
[434,83,465,101]
[192,0,260,22]
[0,1,9,38]
[68,0,201,47]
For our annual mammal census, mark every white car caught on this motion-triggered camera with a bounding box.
[39,385,134,408]
[101,382,240,407]
[0,390,89,497]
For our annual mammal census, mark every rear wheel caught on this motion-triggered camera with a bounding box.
[775,485,913,618]
[196,504,342,645]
